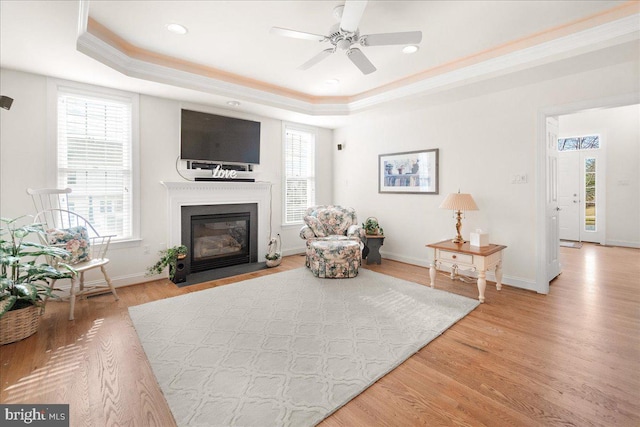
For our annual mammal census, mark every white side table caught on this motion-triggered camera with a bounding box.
[426,240,507,303]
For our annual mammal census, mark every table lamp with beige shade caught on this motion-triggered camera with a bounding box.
[439,191,478,243]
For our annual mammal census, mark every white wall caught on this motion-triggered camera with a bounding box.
[2,57,638,291]
[0,68,333,286]
[559,104,640,248]
[333,60,639,290]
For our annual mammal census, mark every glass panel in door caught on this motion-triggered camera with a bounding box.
[585,158,596,231]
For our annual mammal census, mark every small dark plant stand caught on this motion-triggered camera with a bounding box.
[171,254,188,284]
[364,235,385,265]
[147,245,188,284]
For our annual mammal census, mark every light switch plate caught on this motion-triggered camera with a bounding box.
[512,174,528,184]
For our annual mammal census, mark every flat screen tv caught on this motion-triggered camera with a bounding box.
[181,109,261,165]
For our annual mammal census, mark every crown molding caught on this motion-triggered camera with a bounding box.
[76,0,639,116]
[76,31,351,116]
[349,14,640,112]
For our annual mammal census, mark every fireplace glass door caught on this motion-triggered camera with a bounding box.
[190,213,250,272]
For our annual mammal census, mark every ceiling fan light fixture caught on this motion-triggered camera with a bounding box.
[337,39,352,50]
[167,23,188,35]
[402,45,419,54]
[325,79,340,85]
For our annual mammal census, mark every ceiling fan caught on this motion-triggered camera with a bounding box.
[270,0,422,75]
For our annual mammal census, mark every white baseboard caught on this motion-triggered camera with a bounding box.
[380,250,537,292]
[52,272,160,292]
[283,246,306,257]
[605,240,640,249]
[379,251,430,268]
[55,246,539,293]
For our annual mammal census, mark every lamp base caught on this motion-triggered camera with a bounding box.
[451,210,465,244]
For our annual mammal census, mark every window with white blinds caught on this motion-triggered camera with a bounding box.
[283,126,315,224]
[57,89,134,240]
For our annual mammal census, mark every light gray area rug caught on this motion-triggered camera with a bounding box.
[129,268,479,427]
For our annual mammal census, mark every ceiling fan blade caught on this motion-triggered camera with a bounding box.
[298,48,334,70]
[346,48,376,75]
[361,31,423,46]
[270,26,326,42]
[340,0,368,33]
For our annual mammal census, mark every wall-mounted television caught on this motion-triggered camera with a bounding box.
[180,109,261,165]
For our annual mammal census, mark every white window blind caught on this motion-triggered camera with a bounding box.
[284,126,315,224]
[57,90,133,240]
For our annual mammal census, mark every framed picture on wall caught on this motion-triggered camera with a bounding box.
[378,149,439,194]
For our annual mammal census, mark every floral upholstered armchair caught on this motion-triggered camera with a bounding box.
[299,205,366,273]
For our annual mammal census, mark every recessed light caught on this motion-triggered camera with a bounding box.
[325,79,340,85]
[167,23,188,35]
[227,101,241,107]
[402,45,419,54]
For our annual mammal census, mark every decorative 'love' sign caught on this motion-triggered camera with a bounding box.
[212,165,238,179]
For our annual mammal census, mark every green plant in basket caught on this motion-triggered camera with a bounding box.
[0,217,76,318]
[362,217,383,236]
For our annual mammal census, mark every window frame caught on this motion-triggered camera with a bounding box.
[47,78,140,245]
[557,134,600,152]
[281,122,316,226]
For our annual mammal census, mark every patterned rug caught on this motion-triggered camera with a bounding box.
[129,268,479,426]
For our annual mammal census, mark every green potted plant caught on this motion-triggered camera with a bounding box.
[147,245,188,283]
[0,216,75,345]
[265,252,282,267]
[362,217,384,236]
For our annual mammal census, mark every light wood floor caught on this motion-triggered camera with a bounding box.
[1,244,638,426]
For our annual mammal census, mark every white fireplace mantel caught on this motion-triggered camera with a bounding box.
[161,181,272,259]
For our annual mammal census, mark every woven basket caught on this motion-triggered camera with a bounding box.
[364,217,381,236]
[0,304,41,345]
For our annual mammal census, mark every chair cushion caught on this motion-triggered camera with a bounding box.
[47,226,91,265]
[315,207,353,236]
[304,215,328,237]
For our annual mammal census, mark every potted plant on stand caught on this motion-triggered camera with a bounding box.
[1,217,75,345]
[362,217,384,236]
[147,245,188,283]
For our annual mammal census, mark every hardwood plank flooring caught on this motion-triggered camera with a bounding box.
[1,245,638,426]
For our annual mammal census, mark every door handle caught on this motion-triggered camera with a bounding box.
[556,207,561,211]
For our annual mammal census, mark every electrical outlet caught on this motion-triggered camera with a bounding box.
[143,245,150,254]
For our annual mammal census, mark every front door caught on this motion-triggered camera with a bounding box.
[557,137,605,244]
[558,151,580,241]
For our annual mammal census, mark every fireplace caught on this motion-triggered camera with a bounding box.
[161,181,271,276]
[181,204,258,274]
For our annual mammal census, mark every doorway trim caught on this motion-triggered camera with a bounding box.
[536,92,639,295]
